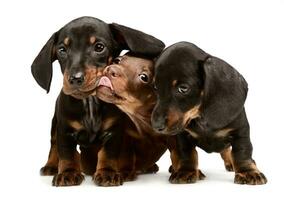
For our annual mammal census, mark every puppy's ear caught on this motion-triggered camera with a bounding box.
[201,57,248,129]
[31,33,57,93]
[109,23,165,57]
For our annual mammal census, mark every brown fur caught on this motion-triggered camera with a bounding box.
[95,55,237,184]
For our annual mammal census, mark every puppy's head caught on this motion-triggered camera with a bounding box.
[151,42,248,134]
[31,17,164,99]
[95,54,155,112]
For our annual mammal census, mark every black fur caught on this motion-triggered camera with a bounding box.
[31,16,165,186]
[151,41,267,185]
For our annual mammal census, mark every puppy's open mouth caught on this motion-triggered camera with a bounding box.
[95,76,125,102]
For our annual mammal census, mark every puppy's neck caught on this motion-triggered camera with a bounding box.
[117,93,156,135]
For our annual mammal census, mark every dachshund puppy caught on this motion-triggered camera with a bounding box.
[95,54,233,183]
[31,16,165,186]
[151,42,267,185]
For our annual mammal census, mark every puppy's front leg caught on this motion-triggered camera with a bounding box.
[52,125,84,186]
[220,147,234,171]
[168,132,205,184]
[93,129,124,186]
[232,125,267,185]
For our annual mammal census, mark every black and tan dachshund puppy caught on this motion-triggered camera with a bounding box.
[95,54,234,183]
[31,17,165,186]
[151,42,267,185]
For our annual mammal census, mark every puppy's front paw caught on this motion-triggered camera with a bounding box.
[52,170,84,186]
[234,171,267,185]
[93,169,123,186]
[169,169,205,184]
[40,165,58,176]
[224,163,234,172]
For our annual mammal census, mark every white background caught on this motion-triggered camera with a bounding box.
[0,0,283,199]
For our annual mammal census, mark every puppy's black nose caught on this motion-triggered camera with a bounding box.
[151,117,167,133]
[68,72,85,86]
[154,124,166,133]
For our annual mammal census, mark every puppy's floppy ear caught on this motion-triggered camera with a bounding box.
[109,23,165,57]
[201,56,248,129]
[31,33,57,93]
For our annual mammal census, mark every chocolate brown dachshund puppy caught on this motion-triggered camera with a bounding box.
[95,54,233,183]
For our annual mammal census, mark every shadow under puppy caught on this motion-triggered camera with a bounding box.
[151,42,267,185]
[94,53,233,183]
[31,17,165,186]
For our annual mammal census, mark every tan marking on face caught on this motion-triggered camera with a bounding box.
[63,37,70,46]
[215,128,234,138]
[182,104,201,126]
[167,108,182,128]
[101,117,118,131]
[172,80,177,87]
[90,36,96,44]
[63,67,99,97]
[69,121,84,131]
[83,67,99,90]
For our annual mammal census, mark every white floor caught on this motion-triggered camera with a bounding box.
[11,149,277,200]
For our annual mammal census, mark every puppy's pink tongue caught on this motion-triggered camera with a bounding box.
[98,76,113,90]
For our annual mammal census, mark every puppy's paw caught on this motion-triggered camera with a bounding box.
[169,169,205,184]
[234,171,267,185]
[40,165,58,176]
[93,169,123,186]
[224,163,234,172]
[52,170,84,186]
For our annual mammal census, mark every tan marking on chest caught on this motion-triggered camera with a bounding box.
[69,121,84,131]
[90,36,96,44]
[215,128,234,138]
[186,129,200,138]
[101,117,118,131]
[182,104,201,126]
[63,37,70,46]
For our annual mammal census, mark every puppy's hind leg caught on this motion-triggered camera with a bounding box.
[40,113,58,176]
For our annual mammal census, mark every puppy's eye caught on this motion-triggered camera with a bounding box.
[58,46,67,56]
[113,57,122,64]
[178,84,190,94]
[139,73,149,83]
[94,42,105,52]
